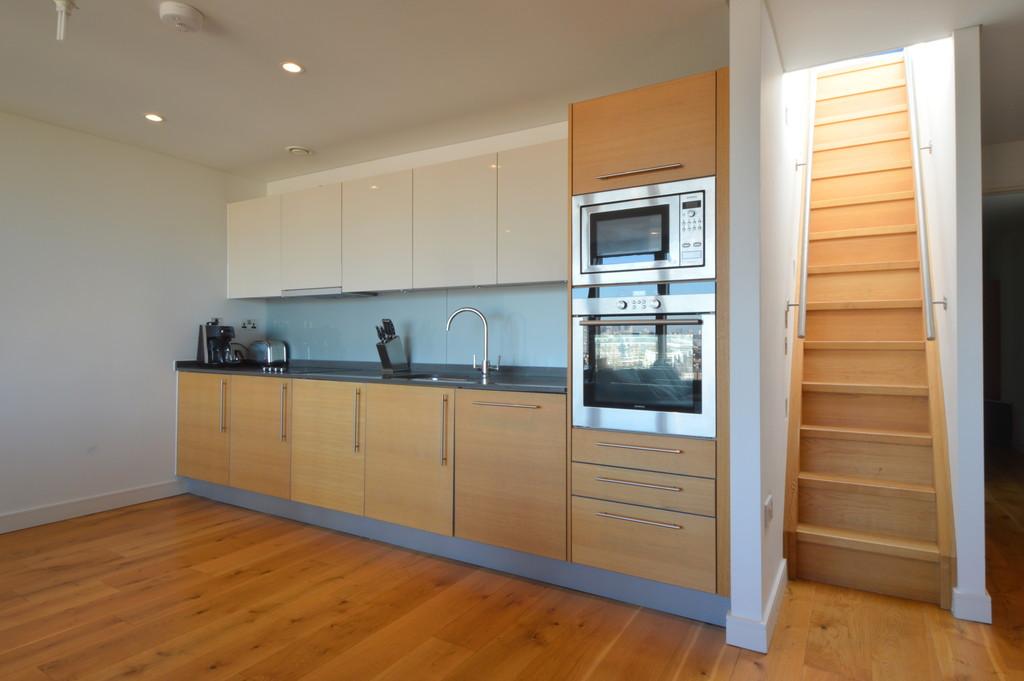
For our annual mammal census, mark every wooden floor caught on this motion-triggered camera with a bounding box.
[1,464,1021,681]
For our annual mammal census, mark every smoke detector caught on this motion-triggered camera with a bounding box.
[159,1,203,32]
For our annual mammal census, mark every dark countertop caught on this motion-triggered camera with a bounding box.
[175,360,567,394]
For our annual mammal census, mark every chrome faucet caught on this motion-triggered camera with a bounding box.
[445,307,490,381]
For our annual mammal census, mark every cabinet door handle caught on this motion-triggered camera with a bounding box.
[596,511,682,530]
[595,442,683,455]
[595,476,682,492]
[219,379,227,433]
[280,384,288,442]
[596,162,683,181]
[353,388,361,453]
[439,394,448,466]
[471,401,540,409]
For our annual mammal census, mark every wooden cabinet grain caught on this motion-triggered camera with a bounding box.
[342,171,413,292]
[497,141,568,284]
[571,71,717,195]
[290,379,364,515]
[227,195,281,298]
[363,384,454,535]
[229,375,291,498]
[281,184,342,291]
[176,372,230,485]
[454,390,567,559]
[413,154,497,289]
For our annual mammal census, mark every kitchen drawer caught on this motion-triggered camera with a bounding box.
[571,496,715,592]
[572,462,714,517]
[572,428,715,478]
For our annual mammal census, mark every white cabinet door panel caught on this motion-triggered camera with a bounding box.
[227,195,281,299]
[342,171,413,292]
[281,184,342,291]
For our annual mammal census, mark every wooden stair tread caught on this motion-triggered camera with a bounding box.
[809,224,917,241]
[811,190,915,210]
[808,260,919,275]
[798,471,935,500]
[802,381,928,397]
[800,425,933,446]
[816,104,909,126]
[813,159,912,180]
[803,341,925,351]
[806,299,921,311]
[796,523,940,562]
[813,131,910,153]
[817,82,907,103]
[817,53,905,78]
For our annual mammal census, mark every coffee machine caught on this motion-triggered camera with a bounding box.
[197,321,241,366]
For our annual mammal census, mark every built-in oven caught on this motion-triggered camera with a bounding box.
[572,282,715,438]
[571,176,715,286]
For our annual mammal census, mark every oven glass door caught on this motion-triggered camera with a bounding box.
[581,197,679,275]
[573,313,716,437]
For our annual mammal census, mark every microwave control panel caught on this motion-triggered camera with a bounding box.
[680,193,705,265]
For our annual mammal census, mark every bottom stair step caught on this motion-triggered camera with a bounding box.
[796,523,939,562]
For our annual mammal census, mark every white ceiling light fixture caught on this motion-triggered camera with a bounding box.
[54,0,76,41]
[144,113,165,123]
[281,62,304,74]
[286,146,312,156]
[158,1,204,33]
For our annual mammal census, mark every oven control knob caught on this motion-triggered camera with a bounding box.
[651,299,662,309]
[617,300,628,310]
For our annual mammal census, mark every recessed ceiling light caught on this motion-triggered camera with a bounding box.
[281,62,304,74]
[144,113,164,123]
[286,145,312,156]
[370,185,379,190]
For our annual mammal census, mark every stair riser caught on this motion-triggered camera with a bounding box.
[804,348,927,386]
[809,233,919,267]
[807,268,921,303]
[810,198,916,233]
[811,167,913,204]
[815,87,908,124]
[805,308,924,341]
[796,541,940,604]
[813,113,910,149]
[799,485,937,542]
[801,436,934,486]
[817,62,906,101]
[813,139,912,179]
[803,391,930,433]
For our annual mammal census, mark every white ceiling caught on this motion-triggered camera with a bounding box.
[765,0,1024,146]
[0,0,728,181]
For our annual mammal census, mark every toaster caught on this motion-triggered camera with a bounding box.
[248,339,289,367]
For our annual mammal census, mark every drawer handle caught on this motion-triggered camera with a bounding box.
[595,476,682,492]
[353,387,361,453]
[596,162,684,181]
[595,511,681,530]
[219,379,227,433]
[472,401,541,409]
[280,384,288,442]
[595,442,683,455]
[440,393,448,466]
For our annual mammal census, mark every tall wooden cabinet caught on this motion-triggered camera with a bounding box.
[229,375,292,498]
[364,383,455,535]
[454,390,567,559]
[290,379,365,515]
[176,372,230,485]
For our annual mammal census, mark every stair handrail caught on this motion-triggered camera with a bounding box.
[903,51,938,341]
[796,72,817,338]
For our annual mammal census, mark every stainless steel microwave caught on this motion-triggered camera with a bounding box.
[571,177,716,286]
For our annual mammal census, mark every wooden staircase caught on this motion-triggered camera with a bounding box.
[784,54,956,606]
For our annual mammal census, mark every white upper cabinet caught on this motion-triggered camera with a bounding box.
[413,154,498,289]
[497,141,568,284]
[280,184,342,292]
[227,195,281,299]
[342,171,413,292]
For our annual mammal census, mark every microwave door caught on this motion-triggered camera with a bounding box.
[580,197,681,277]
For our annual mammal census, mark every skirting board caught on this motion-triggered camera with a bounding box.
[186,479,729,627]
[0,480,186,534]
[952,587,993,623]
[725,558,788,653]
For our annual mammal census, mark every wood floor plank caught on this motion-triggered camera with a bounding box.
[584,609,698,681]
[370,637,474,681]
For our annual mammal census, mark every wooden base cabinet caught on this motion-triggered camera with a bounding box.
[290,380,364,515]
[176,372,230,485]
[364,384,454,535]
[229,375,292,498]
[454,390,567,559]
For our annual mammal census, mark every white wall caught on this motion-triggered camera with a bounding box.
[0,111,265,531]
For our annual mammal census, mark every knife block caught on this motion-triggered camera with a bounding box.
[376,337,410,376]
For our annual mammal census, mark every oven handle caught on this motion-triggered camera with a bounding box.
[577,319,702,327]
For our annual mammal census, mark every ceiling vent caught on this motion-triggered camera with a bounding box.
[159,1,204,33]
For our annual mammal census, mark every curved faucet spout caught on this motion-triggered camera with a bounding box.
[445,307,489,379]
